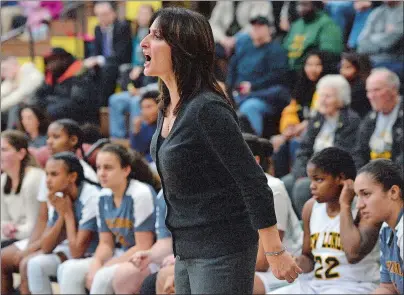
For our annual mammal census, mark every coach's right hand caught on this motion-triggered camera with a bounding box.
[267,250,302,283]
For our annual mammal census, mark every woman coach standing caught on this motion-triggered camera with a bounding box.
[141,7,301,294]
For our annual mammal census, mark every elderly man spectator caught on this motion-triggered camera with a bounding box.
[226,16,289,136]
[357,1,403,79]
[281,74,361,218]
[1,57,43,130]
[353,68,403,169]
[283,1,343,76]
[84,1,132,106]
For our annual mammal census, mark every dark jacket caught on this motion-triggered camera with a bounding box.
[350,77,372,118]
[353,99,403,169]
[94,20,133,65]
[151,90,276,259]
[292,107,361,178]
[35,61,99,123]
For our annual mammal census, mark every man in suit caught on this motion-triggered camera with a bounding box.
[84,1,133,106]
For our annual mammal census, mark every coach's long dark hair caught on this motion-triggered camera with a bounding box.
[150,7,232,115]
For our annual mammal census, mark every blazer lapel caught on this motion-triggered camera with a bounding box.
[151,110,164,162]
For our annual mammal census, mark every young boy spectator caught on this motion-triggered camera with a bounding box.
[130,91,159,163]
[109,82,159,139]
[353,68,403,169]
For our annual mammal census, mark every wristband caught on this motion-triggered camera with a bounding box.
[265,246,286,257]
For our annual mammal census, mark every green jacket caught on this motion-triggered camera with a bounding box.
[283,12,343,71]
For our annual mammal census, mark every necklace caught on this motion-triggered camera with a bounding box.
[166,117,172,133]
[165,105,175,133]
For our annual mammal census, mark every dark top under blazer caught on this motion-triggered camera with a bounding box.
[150,90,277,259]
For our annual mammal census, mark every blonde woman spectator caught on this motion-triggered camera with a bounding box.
[1,57,43,129]
[1,130,44,249]
[282,74,361,218]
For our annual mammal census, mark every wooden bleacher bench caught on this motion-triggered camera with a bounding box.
[1,39,51,57]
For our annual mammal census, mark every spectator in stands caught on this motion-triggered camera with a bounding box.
[346,1,374,50]
[119,4,156,91]
[58,144,155,294]
[1,131,44,249]
[34,48,99,124]
[0,1,21,35]
[283,1,343,76]
[18,104,49,148]
[279,1,298,34]
[27,152,100,294]
[257,137,274,175]
[357,1,403,79]
[339,52,372,118]
[112,189,173,294]
[271,51,337,178]
[130,91,159,163]
[84,1,132,107]
[0,119,97,295]
[322,1,355,44]
[81,123,103,145]
[210,1,274,57]
[282,75,361,218]
[1,57,44,130]
[353,159,403,295]
[209,1,274,79]
[242,134,303,294]
[109,82,159,139]
[353,68,403,169]
[271,147,381,294]
[14,1,63,41]
[226,16,289,136]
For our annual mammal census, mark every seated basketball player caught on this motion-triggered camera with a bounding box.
[271,147,381,294]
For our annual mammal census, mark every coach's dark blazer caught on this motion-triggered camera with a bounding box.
[93,20,133,65]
